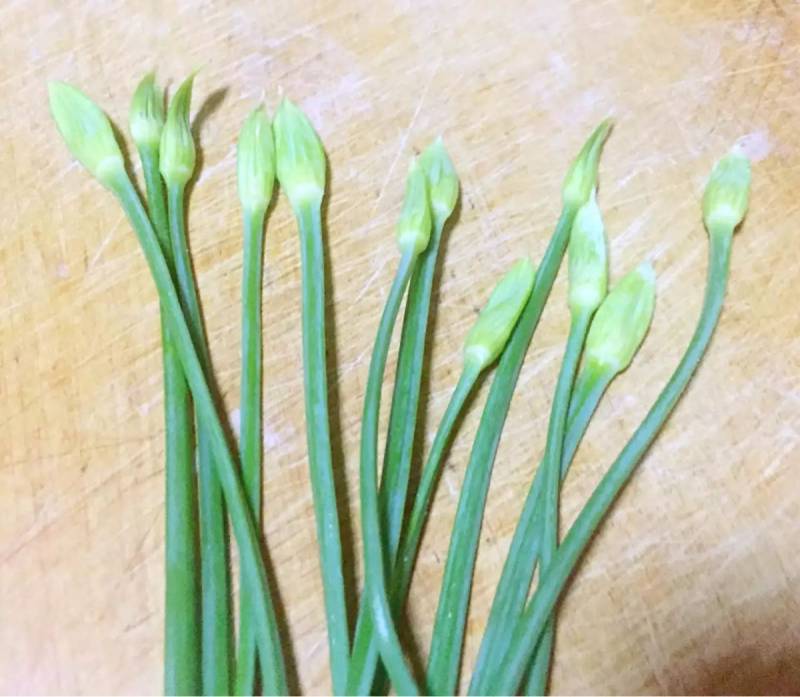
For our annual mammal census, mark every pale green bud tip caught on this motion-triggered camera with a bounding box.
[159,74,196,186]
[273,98,326,211]
[568,189,608,314]
[396,158,432,255]
[702,146,751,233]
[48,81,124,187]
[463,258,536,371]
[419,136,459,221]
[237,106,276,215]
[585,261,656,375]
[129,72,164,150]
[562,118,613,209]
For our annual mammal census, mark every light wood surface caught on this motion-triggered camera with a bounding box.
[2,0,799,693]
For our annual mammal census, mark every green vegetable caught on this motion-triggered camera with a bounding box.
[274,98,350,695]
[235,106,277,695]
[424,120,612,696]
[468,261,656,696]
[49,82,287,696]
[484,149,750,695]
[130,73,201,696]
[527,190,608,695]
[347,139,457,696]
[160,75,233,695]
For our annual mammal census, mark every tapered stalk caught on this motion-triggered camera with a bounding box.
[528,309,592,696]
[295,201,350,695]
[487,229,734,695]
[359,250,420,695]
[348,362,480,694]
[139,144,201,696]
[235,206,267,695]
[468,364,612,696]
[113,175,287,695]
[166,182,232,695]
[347,213,446,696]
[425,207,577,696]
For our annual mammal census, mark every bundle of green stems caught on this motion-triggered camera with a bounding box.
[50,70,751,696]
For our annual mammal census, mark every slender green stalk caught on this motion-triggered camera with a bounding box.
[166,182,232,695]
[139,144,201,696]
[390,363,480,602]
[468,364,612,696]
[235,207,268,695]
[347,212,446,696]
[348,360,480,694]
[359,250,420,696]
[425,207,576,695]
[487,228,734,695]
[296,201,350,695]
[527,309,592,696]
[112,175,287,695]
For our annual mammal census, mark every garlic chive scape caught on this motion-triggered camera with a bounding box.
[584,262,657,375]
[487,149,752,695]
[426,119,612,697]
[347,138,456,696]
[275,98,350,695]
[471,262,656,694]
[273,98,326,211]
[129,72,165,151]
[50,80,287,695]
[234,105,276,695]
[159,73,235,694]
[159,74,196,187]
[237,106,276,217]
[357,157,436,697]
[48,81,125,189]
[129,72,199,695]
[396,158,432,256]
[527,189,610,694]
[463,257,536,372]
[387,257,537,653]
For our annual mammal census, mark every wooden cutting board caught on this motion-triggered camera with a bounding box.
[2,0,798,693]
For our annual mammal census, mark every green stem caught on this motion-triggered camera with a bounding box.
[487,228,734,695]
[527,309,592,696]
[468,364,612,696]
[140,145,201,696]
[235,206,267,695]
[347,362,480,694]
[113,174,287,695]
[425,207,577,696]
[295,202,350,696]
[347,213,446,696]
[359,250,420,696]
[166,183,232,695]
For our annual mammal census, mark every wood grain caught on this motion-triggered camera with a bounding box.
[1,0,799,693]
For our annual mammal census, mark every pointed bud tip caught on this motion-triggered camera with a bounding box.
[273,97,326,211]
[48,81,124,188]
[463,257,536,371]
[419,137,459,222]
[159,73,197,186]
[702,146,751,233]
[561,117,613,209]
[237,105,276,215]
[129,72,164,149]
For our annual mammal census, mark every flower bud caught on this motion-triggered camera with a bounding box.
[463,258,536,372]
[129,72,164,151]
[419,137,459,223]
[159,74,196,187]
[396,158,432,256]
[48,81,125,189]
[584,262,656,375]
[568,189,607,314]
[561,119,613,209]
[273,98,326,211]
[237,106,276,216]
[702,147,751,233]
